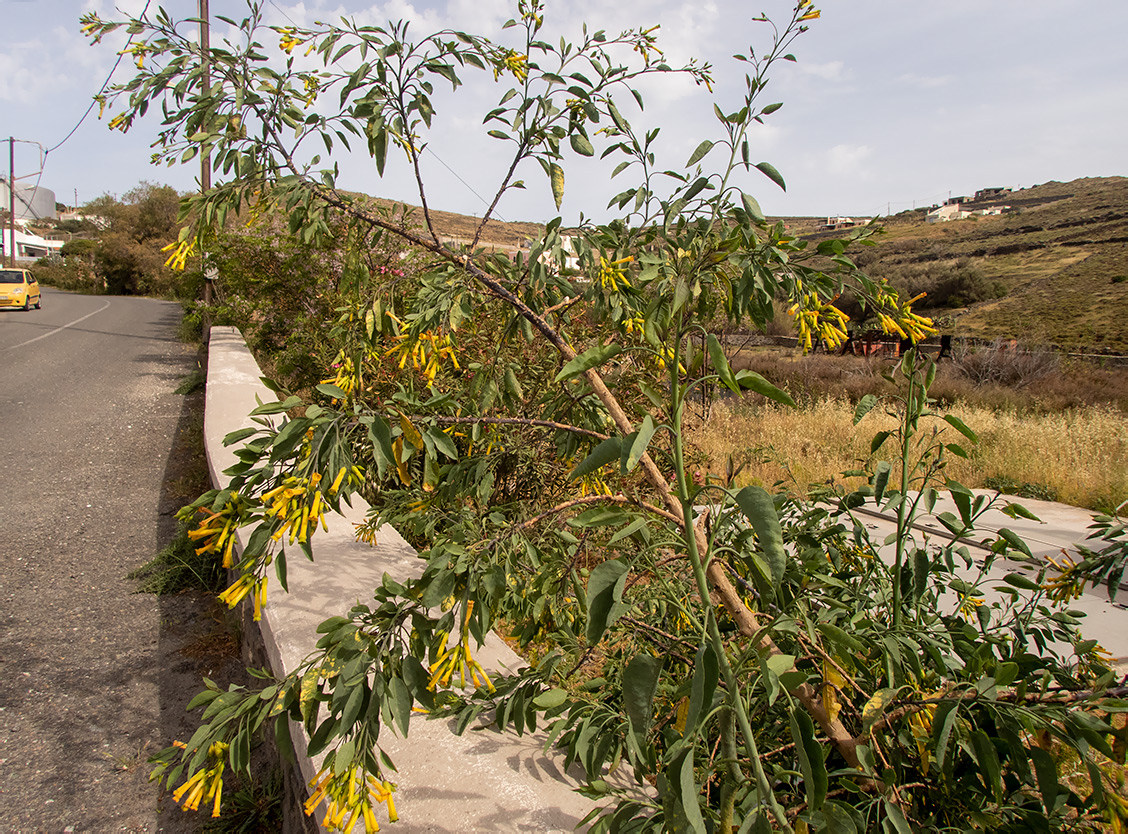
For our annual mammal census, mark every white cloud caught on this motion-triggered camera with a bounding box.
[825,144,872,179]
[798,60,844,82]
[896,73,950,91]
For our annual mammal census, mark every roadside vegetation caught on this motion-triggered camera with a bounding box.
[29,181,192,298]
[86,1,1128,833]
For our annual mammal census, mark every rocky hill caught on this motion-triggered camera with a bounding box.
[380,176,1128,353]
[834,177,1128,353]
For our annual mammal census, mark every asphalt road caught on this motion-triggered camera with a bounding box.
[0,288,232,832]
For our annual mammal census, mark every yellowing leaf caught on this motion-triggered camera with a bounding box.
[550,163,564,210]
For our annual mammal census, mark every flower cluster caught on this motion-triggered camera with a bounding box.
[957,594,985,623]
[263,472,329,544]
[1043,552,1086,602]
[305,765,397,833]
[874,288,937,343]
[797,0,822,22]
[494,50,528,82]
[322,355,359,399]
[428,606,494,691]
[633,25,664,63]
[171,741,227,818]
[787,289,849,353]
[219,572,268,620]
[386,330,459,386]
[598,255,634,292]
[162,237,197,271]
[277,27,305,54]
[185,492,246,568]
[905,696,938,769]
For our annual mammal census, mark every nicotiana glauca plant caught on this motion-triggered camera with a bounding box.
[86,1,1128,830]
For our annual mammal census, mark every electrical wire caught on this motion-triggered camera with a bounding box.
[45,0,154,155]
[425,147,506,222]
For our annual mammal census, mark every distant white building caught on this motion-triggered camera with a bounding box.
[1,220,64,262]
[926,204,971,223]
[821,216,859,230]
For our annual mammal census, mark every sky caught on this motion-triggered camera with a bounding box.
[2,0,1126,224]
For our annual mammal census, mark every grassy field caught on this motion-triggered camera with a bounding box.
[690,396,1127,513]
[689,348,1128,513]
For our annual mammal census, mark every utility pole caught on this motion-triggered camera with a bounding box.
[8,137,16,267]
[200,0,211,195]
[199,0,215,337]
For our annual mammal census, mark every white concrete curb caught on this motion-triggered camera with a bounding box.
[204,326,598,833]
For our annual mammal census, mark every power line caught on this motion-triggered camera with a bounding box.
[266,0,297,26]
[425,147,506,222]
[45,0,154,156]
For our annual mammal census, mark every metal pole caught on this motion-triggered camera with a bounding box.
[199,0,211,194]
[199,0,215,340]
[9,137,16,267]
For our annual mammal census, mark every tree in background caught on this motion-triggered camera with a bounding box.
[86,1,1128,831]
[34,181,185,296]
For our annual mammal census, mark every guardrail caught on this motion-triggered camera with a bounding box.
[204,326,598,833]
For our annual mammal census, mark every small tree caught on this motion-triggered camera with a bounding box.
[87,1,1127,831]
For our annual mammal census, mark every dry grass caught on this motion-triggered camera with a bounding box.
[689,396,1128,513]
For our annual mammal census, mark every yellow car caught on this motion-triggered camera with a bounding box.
[0,268,42,310]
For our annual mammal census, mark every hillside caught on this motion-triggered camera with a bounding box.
[371,176,1128,352]
[832,177,1128,352]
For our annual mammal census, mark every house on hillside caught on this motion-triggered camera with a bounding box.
[926,204,971,223]
[1,220,64,262]
[974,187,1011,202]
[820,216,859,231]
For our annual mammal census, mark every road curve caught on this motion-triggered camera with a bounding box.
[0,288,208,832]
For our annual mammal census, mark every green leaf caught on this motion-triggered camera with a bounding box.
[882,800,913,834]
[622,653,662,745]
[624,414,657,472]
[1029,746,1059,814]
[339,683,366,733]
[740,191,764,221]
[932,702,958,773]
[570,133,594,156]
[223,427,257,445]
[754,161,786,191]
[970,730,1002,802]
[870,430,892,454]
[569,437,622,481]
[533,688,568,709]
[853,394,878,425]
[790,708,827,811]
[672,746,707,834]
[873,461,892,503]
[686,139,714,167]
[585,559,629,644]
[734,486,787,589]
[734,369,795,406]
[1001,572,1040,591]
[943,413,978,444]
[997,528,1033,558]
[316,382,348,399]
[555,342,623,383]
[706,334,740,393]
[608,517,648,545]
[684,644,718,738]
[388,676,412,736]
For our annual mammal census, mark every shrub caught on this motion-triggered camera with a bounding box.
[950,338,1060,387]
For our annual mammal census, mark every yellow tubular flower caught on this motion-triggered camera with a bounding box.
[305,766,396,833]
[598,256,634,292]
[162,238,197,271]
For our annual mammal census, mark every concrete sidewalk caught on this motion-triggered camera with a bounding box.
[857,491,1128,663]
